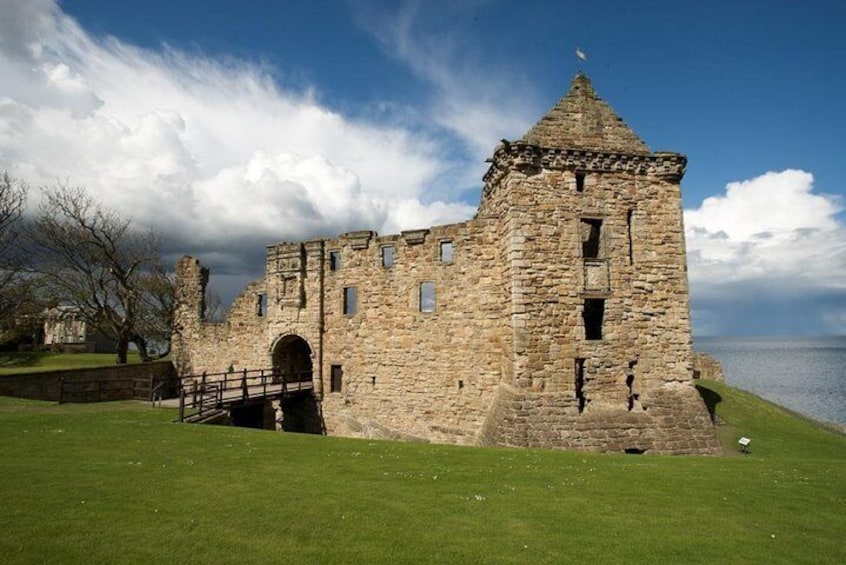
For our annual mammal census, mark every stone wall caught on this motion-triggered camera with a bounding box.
[319,220,510,443]
[693,352,726,382]
[470,142,719,454]
[478,382,721,454]
[172,73,720,454]
[0,361,175,402]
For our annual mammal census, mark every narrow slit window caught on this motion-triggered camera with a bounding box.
[256,293,267,317]
[581,219,603,259]
[575,172,585,192]
[329,250,341,271]
[627,209,634,264]
[330,365,343,393]
[381,245,394,268]
[626,360,639,411]
[440,240,454,264]
[575,358,586,413]
[420,282,435,312]
[583,299,605,340]
[343,287,357,315]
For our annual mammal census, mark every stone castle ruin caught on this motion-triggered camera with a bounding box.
[174,73,721,454]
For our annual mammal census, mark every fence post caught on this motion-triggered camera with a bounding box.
[195,373,205,407]
[242,368,248,402]
[179,388,185,422]
[261,369,266,399]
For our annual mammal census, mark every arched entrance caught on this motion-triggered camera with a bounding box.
[272,334,313,384]
[270,335,323,434]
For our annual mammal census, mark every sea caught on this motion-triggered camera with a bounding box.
[694,336,846,425]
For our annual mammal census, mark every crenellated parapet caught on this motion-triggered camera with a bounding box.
[482,143,686,193]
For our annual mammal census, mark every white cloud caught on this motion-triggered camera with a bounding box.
[685,169,846,334]
[0,0,476,275]
[685,169,845,287]
[351,0,541,183]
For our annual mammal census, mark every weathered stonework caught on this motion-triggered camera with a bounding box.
[173,73,721,454]
[693,352,726,383]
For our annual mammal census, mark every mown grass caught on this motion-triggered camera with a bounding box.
[0,380,843,564]
[0,352,142,375]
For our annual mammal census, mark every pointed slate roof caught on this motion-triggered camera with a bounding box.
[521,73,650,154]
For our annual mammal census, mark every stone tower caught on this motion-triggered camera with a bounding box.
[173,73,720,454]
[475,73,717,453]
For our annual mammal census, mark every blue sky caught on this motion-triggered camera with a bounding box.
[1,0,844,335]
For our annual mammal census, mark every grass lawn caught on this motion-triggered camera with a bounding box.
[0,352,142,375]
[0,380,843,564]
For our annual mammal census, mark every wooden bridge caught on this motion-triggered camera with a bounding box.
[171,367,314,424]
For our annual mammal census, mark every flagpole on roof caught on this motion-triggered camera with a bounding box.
[575,47,587,73]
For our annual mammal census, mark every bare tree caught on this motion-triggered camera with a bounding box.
[132,264,176,359]
[25,183,174,363]
[0,173,28,321]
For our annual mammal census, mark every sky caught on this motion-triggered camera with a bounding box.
[0,0,844,335]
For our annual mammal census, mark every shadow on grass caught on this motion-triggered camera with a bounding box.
[696,383,722,423]
[0,352,50,368]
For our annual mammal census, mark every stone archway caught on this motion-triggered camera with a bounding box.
[270,335,323,434]
[271,334,313,384]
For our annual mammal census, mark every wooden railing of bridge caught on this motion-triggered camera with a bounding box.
[176,367,313,422]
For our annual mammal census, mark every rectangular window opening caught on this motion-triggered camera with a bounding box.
[256,293,267,317]
[329,250,341,271]
[330,365,343,393]
[574,358,586,413]
[419,281,435,313]
[583,298,605,340]
[575,172,585,192]
[581,218,603,259]
[343,286,357,315]
[381,245,394,268]
[440,240,454,264]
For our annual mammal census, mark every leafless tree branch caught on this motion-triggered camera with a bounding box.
[24,182,174,362]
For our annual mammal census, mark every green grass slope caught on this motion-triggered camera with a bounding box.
[0,352,142,375]
[0,381,843,564]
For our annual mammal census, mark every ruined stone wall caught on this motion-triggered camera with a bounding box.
[172,153,718,454]
[171,73,720,454]
[174,244,324,379]
[318,220,510,444]
[693,352,725,382]
[173,256,272,375]
[472,145,719,453]
[490,166,692,389]
[173,219,514,445]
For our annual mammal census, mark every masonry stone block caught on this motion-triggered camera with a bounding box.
[173,73,720,455]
